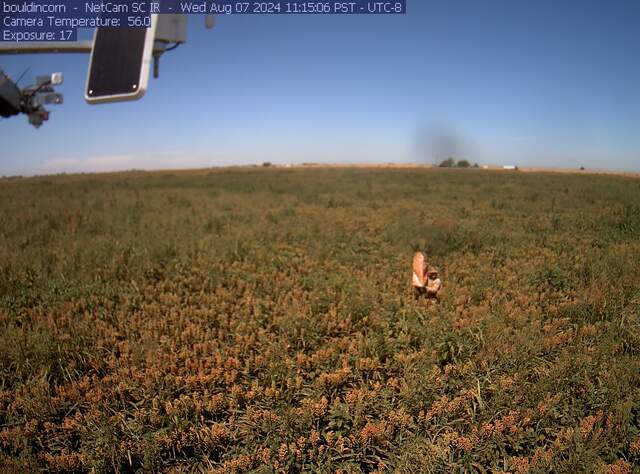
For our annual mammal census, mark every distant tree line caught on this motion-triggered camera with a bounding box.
[438,157,479,168]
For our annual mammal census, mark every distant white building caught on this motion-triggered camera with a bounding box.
[503,165,518,170]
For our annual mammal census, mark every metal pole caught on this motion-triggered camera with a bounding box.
[0,41,173,56]
[0,41,94,55]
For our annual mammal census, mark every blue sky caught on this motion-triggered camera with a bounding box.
[1,0,639,175]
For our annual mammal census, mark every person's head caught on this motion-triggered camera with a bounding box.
[427,268,439,278]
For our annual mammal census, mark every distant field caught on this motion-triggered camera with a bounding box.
[1,168,639,472]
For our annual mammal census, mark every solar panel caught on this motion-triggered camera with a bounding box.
[85,15,158,103]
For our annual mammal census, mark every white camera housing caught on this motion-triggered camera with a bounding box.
[50,72,63,85]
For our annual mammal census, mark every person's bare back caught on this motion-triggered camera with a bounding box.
[412,251,427,289]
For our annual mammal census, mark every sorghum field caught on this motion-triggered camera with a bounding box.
[1,167,639,473]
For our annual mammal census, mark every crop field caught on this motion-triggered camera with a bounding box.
[1,167,639,473]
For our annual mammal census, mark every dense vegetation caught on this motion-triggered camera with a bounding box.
[1,167,639,472]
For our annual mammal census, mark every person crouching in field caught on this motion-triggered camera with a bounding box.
[425,268,442,298]
[412,251,442,300]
